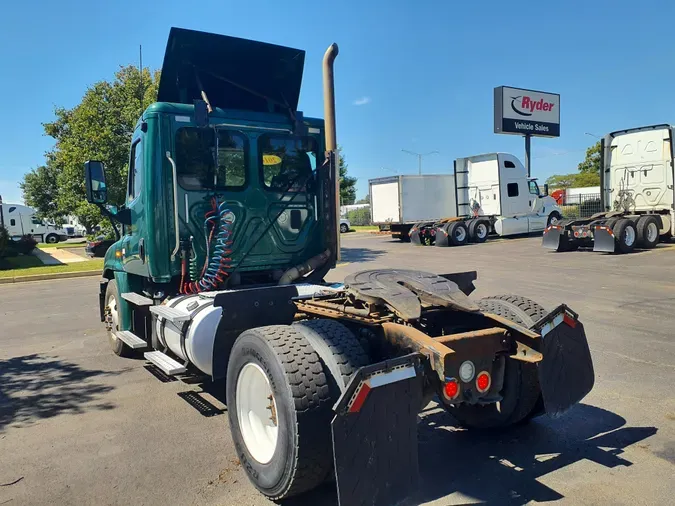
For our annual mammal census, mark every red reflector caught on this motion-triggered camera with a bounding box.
[431,229,436,236]
[444,380,459,399]
[563,314,577,328]
[476,372,491,393]
[348,383,371,413]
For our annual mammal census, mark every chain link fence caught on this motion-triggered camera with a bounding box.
[559,193,602,219]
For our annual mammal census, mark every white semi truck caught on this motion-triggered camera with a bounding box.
[543,124,675,253]
[369,153,562,246]
[0,203,69,243]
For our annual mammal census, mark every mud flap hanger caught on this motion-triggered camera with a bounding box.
[331,353,424,506]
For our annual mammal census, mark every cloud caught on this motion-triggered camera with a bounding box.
[353,96,371,106]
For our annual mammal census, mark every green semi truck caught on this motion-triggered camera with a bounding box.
[84,28,595,505]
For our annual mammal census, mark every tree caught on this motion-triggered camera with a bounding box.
[338,146,357,205]
[40,65,160,232]
[19,165,60,222]
[355,194,370,204]
[578,141,601,175]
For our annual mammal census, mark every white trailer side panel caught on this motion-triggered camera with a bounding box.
[370,178,401,224]
[606,127,674,212]
[399,175,457,223]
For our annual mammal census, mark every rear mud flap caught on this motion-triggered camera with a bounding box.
[592,226,616,253]
[410,227,423,245]
[532,306,595,417]
[542,226,562,250]
[332,354,423,506]
[434,227,450,247]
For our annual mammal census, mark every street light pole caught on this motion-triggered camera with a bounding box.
[401,149,439,175]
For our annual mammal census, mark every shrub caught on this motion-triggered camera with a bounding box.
[0,226,9,258]
[14,235,38,255]
[346,207,371,226]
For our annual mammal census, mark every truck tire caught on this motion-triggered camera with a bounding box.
[546,211,562,227]
[612,218,637,254]
[468,219,489,243]
[45,233,59,244]
[340,223,349,233]
[293,319,369,392]
[104,280,134,357]
[226,325,334,500]
[636,216,659,249]
[442,295,546,429]
[604,217,620,230]
[447,221,469,246]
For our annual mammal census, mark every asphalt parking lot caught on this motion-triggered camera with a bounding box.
[1,233,674,505]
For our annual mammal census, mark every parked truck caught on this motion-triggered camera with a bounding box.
[85,28,594,505]
[371,154,562,246]
[0,203,69,243]
[543,124,675,253]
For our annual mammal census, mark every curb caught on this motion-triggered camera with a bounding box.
[0,270,101,285]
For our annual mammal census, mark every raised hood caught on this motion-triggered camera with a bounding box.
[157,27,305,113]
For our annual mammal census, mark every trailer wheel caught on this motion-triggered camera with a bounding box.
[442,295,546,429]
[104,280,134,357]
[226,325,334,500]
[468,219,489,243]
[447,221,469,246]
[612,219,637,253]
[636,216,659,249]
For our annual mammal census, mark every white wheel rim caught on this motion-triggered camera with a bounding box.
[108,294,119,338]
[456,227,466,242]
[549,215,559,225]
[647,222,658,243]
[236,363,279,464]
[477,223,487,238]
[624,226,635,247]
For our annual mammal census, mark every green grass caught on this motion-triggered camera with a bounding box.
[1,255,44,269]
[0,259,103,278]
[349,225,379,232]
[38,240,87,249]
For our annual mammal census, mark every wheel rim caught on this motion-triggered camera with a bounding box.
[549,215,559,225]
[48,236,57,243]
[624,226,635,247]
[647,222,658,243]
[108,294,119,339]
[236,362,279,464]
[476,223,488,239]
[455,227,467,242]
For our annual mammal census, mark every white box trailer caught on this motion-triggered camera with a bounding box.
[369,174,457,239]
[370,153,562,245]
[544,124,675,253]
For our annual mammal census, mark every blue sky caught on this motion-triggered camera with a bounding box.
[1,0,674,204]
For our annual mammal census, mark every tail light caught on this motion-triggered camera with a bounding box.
[443,378,460,400]
[476,371,491,393]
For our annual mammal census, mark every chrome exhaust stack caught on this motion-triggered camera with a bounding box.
[323,43,340,261]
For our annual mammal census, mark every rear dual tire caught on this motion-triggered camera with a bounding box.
[226,321,367,501]
[442,295,546,429]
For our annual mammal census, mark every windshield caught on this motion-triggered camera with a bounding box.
[259,134,318,191]
[175,127,247,190]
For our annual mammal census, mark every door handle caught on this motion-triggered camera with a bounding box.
[139,238,145,263]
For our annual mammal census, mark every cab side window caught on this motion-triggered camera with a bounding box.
[127,139,143,202]
[507,183,519,197]
[528,180,540,195]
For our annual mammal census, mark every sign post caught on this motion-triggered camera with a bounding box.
[494,86,560,177]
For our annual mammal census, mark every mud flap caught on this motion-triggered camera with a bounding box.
[331,354,423,506]
[542,226,563,250]
[592,226,616,252]
[410,226,423,245]
[532,306,595,417]
[434,226,450,247]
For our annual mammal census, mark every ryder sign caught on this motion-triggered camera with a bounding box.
[494,86,560,137]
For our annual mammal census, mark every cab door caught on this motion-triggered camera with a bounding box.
[527,180,548,232]
[121,130,149,276]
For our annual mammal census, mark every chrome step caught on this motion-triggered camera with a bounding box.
[149,305,191,323]
[144,350,187,376]
[121,292,153,306]
[114,330,147,349]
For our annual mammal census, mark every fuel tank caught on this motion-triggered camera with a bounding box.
[155,294,222,376]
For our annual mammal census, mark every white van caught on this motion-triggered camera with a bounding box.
[0,203,69,243]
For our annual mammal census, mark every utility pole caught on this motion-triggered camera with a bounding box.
[401,149,439,175]
[0,194,4,229]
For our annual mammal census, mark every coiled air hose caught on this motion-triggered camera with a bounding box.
[181,198,234,294]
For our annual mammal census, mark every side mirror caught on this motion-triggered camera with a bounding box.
[543,183,549,196]
[84,161,108,204]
